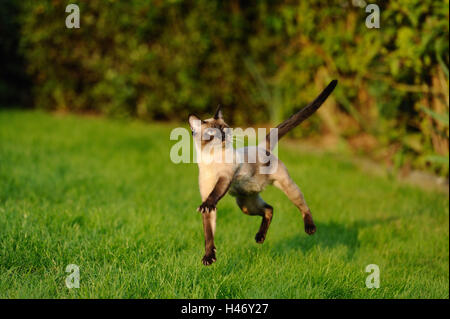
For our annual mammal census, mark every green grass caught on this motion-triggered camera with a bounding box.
[0,110,448,299]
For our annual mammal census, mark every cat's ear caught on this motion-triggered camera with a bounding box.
[188,114,202,132]
[214,105,223,120]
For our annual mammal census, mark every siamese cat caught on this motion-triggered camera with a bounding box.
[188,80,337,265]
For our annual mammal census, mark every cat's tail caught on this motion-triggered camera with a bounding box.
[265,79,337,151]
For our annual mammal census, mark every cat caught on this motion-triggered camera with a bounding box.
[188,80,337,265]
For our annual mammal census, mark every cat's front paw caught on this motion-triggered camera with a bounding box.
[197,201,216,213]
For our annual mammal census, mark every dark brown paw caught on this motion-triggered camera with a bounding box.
[304,214,316,235]
[197,201,216,213]
[255,232,266,244]
[202,253,216,266]
[305,223,316,235]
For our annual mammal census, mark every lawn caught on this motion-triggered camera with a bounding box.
[0,110,448,298]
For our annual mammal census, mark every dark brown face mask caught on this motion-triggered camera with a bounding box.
[188,105,228,140]
[201,126,228,145]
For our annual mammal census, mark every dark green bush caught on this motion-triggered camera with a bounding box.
[12,0,450,175]
[0,0,31,107]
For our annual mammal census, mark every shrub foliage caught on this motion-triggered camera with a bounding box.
[9,0,450,175]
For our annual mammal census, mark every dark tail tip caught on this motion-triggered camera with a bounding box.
[327,79,338,92]
[315,79,338,105]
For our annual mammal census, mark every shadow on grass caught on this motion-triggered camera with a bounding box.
[272,217,398,260]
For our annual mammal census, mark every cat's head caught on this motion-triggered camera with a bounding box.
[188,105,230,147]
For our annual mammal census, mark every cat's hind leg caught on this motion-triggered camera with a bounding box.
[272,165,316,235]
[236,195,273,244]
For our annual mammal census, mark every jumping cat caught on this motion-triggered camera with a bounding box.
[188,80,337,265]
